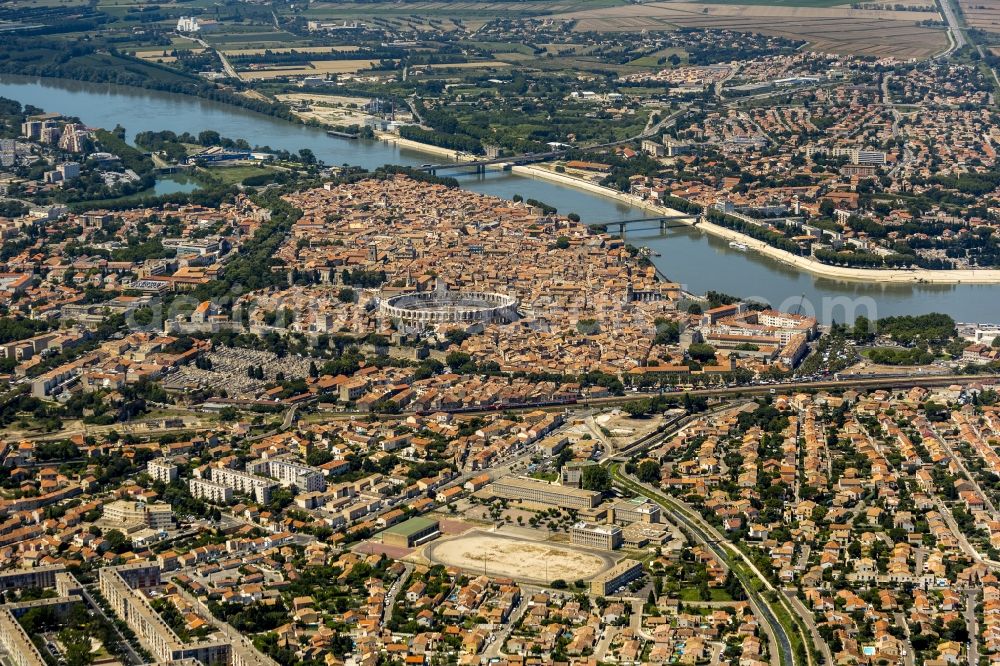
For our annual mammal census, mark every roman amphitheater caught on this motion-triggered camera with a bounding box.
[378,288,518,326]
[421,530,615,583]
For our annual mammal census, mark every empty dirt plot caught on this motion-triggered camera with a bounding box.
[422,531,615,583]
[960,0,1000,34]
[276,93,375,126]
[552,1,948,58]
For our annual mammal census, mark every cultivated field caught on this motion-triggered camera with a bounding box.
[223,46,361,56]
[552,1,948,58]
[239,60,381,80]
[422,531,615,583]
[959,0,1000,34]
[304,0,624,18]
[133,48,205,60]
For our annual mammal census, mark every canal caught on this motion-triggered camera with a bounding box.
[2,75,998,324]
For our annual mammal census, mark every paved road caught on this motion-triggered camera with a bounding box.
[593,623,618,661]
[785,591,832,666]
[894,611,915,666]
[481,592,530,659]
[439,373,1000,418]
[190,35,242,80]
[18,373,997,444]
[966,588,980,666]
[931,425,999,514]
[938,0,967,53]
[612,469,795,666]
[933,496,987,565]
[382,563,413,627]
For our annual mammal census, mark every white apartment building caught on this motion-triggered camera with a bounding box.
[147,459,178,484]
[189,478,234,504]
[209,467,276,503]
[102,500,173,530]
[248,459,326,492]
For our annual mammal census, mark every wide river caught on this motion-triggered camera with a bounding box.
[3,75,999,324]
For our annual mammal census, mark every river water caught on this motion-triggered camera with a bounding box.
[2,75,998,324]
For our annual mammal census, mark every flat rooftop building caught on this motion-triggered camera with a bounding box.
[380,516,441,548]
[571,521,623,550]
[611,497,661,525]
[490,476,601,510]
[591,559,644,595]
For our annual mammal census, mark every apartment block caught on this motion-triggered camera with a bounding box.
[0,607,48,666]
[0,565,63,593]
[99,564,231,665]
[591,559,644,595]
[248,458,326,492]
[0,567,87,666]
[148,458,179,484]
[189,477,234,504]
[102,500,174,531]
[210,467,276,504]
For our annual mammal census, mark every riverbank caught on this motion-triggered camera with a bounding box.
[513,164,1000,286]
[375,132,473,162]
[5,74,1000,322]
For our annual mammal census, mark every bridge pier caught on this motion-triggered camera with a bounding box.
[476,164,485,175]
[618,222,626,234]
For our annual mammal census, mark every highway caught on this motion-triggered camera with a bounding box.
[189,35,242,81]
[938,0,967,54]
[612,467,799,666]
[601,405,806,666]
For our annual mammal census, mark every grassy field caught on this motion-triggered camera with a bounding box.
[628,46,689,68]
[199,164,282,185]
[678,587,734,602]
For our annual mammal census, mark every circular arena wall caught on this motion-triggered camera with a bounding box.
[378,290,518,325]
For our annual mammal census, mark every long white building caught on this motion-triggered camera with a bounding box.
[248,459,326,492]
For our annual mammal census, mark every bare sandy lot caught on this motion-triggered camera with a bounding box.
[422,531,614,582]
[276,93,376,126]
[278,93,371,106]
[550,1,947,58]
